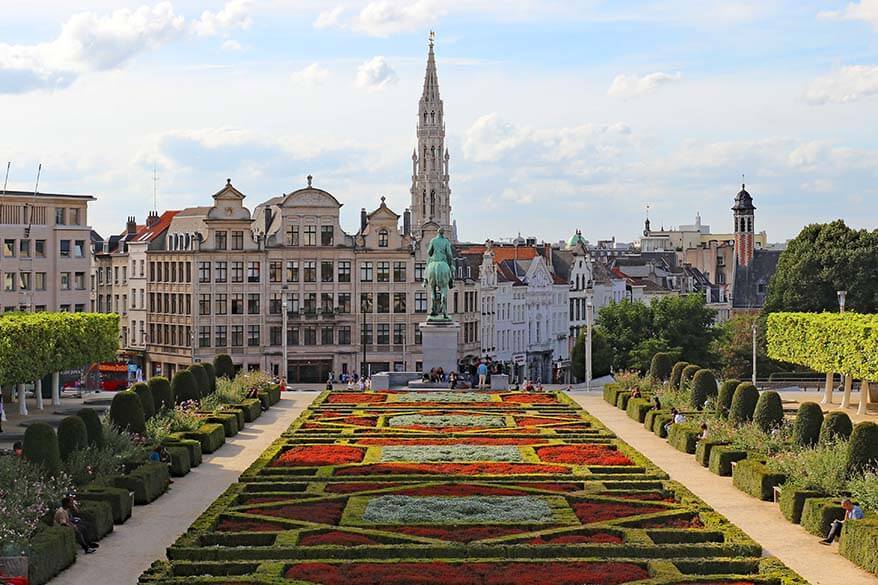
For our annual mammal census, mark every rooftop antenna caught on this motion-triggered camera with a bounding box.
[2,161,9,196]
[24,163,41,238]
[153,161,159,212]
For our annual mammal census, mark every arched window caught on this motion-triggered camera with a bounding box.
[430,189,436,217]
[378,229,388,248]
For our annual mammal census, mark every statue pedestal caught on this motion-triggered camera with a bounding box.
[420,321,460,375]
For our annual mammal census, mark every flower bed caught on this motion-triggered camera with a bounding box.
[536,444,633,466]
[272,445,365,466]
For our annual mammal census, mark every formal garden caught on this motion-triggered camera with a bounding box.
[138,387,805,584]
[0,313,283,585]
[601,311,878,577]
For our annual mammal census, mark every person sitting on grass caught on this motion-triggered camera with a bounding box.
[54,496,98,554]
[820,499,864,545]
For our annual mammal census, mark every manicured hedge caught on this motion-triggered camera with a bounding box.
[76,407,104,448]
[732,459,785,501]
[219,408,245,430]
[649,352,673,381]
[820,411,853,443]
[680,364,700,390]
[668,423,701,454]
[615,390,632,410]
[847,422,878,475]
[626,397,653,422]
[213,353,235,379]
[233,399,262,423]
[189,363,210,397]
[202,412,240,437]
[112,462,170,505]
[603,383,624,405]
[57,415,88,461]
[716,379,739,418]
[840,518,878,576]
[767,312,878,380]
[163,438,203,467]
[690,369,717,410]
[149,376,174,411]
[652,413,673,438]
[184,423,226,453]
[78,485,134,524]
[669,361,689,390]
[793,402,824,446]
[778,487,824,524]
[78,499,114,541]
[708,445,749,476]
[753,390,784,432]
[643,408,669,432]
[110,390,146,434]
[23,421,61,475]
[172,369,200,404]
[203,362,217,393]
[27,525,77,585]
[132,381,156,420]
[165,445,192,477]
[729,383,759,425]
[695,439,729,468]
[801,497,845,537]
[266,384,281,405]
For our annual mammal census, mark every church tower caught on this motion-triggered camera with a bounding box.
[733,182,756,267]
[410,32,453,239]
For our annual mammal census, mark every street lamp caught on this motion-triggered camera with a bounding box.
[751,321,757,385]
[585,287,593,391]
[281,285,288,388]
[837,290,847,313]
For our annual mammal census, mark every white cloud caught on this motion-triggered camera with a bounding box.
[314,6,345,29]
[607,71,682,100]
[192,0,253,37]
[291,62,329,86]
[805,65,878,104]
[818,0,878,29]
[355,56,398,89]
[221,39,242,51]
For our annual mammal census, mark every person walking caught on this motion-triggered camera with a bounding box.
[477,360,489,390]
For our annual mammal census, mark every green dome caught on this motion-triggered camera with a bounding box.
[566,230,587,249]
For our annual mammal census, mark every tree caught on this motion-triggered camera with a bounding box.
[714,313,791,380]
[763,220,878,314]
[594,299,652,371]
[571,328,613,381]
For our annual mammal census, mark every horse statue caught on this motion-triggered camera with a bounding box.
[424,227,455,321]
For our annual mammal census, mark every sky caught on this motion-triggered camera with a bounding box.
[1,0,877,244]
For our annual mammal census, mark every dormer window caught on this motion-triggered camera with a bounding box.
[378,229,389,248]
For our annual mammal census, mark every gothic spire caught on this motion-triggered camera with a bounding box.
[422,31,440,103]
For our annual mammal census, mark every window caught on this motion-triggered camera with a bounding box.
[247,293,260,314]
[215,326,228,347]
[287,294,300,314]
[269,293,282,314]
[2,239,14,257]
[304,327,317,345]
[304,225,317,246]
[287,225,299,246]
[19,240,30,257]
[393,292,406,313]
[378,229,389,247]
[231,230,244,250]
[338,261,351,282]
[55,207,66,225]
[60,272,71,290]
[377,292,390,313]
[338,325,351,345]
[199,326,211,348]
[321,326,333,345]
[269,326,282,346]
[393,261,406,282]
[394,323,406,345]
[232,261,244,283]
[59,240,70,257]
[414,291,427,313]
[215,231,227,250]
[414,324,422,344]
[321,225,334,246]
[360,293,373,313]
[757,282,766,295]
[269,261,282,282]
[321,260,334,282]
[18,272,31,290]
[288,326,299,346]
[303,261,317,282]
[199,262,211,283]
[321,293,333,313]
[286,260,299,282]
[247,261,260,283]
[199,294,211,315]
[74,240,85,257]
[247,325,260,347]
[216,293,228,315]
[35,240,45,257]
[70,208,81,225]
[35,272,46,290]
[215,261,227,283]
[231,325,244,346]
[414,262,425,281]
[361,323,373,345]
[360,262,373,282]
[231,294,244,314]
[304,293,317,314]
[337,292,351,313]
[377,261,390,282]
[74,272,85,290]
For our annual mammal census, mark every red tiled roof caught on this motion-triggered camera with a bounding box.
[135,210,181,242]
[459,245,540,263]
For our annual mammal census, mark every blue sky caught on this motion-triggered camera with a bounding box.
[1,0,876,244]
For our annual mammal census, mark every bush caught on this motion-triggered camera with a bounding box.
[164,445,191,477]
[203,362,217,393]
[77,499,114,541]
[708,445,749,476]
[668,423,701,454]
[767,440,849,496]
[23,422,61,475]
[729,383,759,425]
[615,390,632,410]
[649,352,673,381]
[716,379,740,418]
[234,398,262,422]
[669,361,689,390]
[56,416,88,462]
[753,391,784,432]
[626,397,653,423]
[847,422,878,476]
[63,445,123,487]
[202,412,240,437]
[149,376,174,411]
[690,369,717,410]
[109,390,146,435]
[820,411,853,444]
[27,526,77,585]
[76,408,104,448]
[840,518,878,576]
[184,423,226,453]
[653,413,674,438]
[801,497,845,537]
[189,363,210,397]
[112,462,170,504]
[779,487,824,524]
[78,485,133,524]
[0,456,72,549]
[695,439,729,467]
[680,364,700,391]
[162,438,202,467]
[131,382,156,420]
[849,469,878,514]
[644,408,668,432]
[172,369,200,404]
[214,353,235,379]
[793,402,824,447]
[732,459,785,501]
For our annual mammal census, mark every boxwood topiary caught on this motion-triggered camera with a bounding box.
[57,415,88,461]
[729,382,759,425]
[649,352,673,382]
[847,421,878,476]
[793,402,824,447]
[840,517,878,575]
[131,382,155,420]
[109,390,146,435]
[23,421,61,475]
[76,407,104,448]
[149,376,174,412]
[716,379,740,418]
[213,353,235,379]
[680,364,700,391]
[202,362,217,394]
[669,361,689,390]
[753,390,784,432]
[189,364,210,397]
[690,369,717,410]
[820,411,853,444]
[172,369,200,404]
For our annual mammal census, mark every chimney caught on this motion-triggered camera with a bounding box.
[360,208,367,233]
[403,208,411,235]
[146,210,160,227]
[126,216,137,235]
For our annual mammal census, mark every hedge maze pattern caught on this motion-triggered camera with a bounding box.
[141,390,800,585]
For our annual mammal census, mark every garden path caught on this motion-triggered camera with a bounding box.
[51,393,314,585]
[570,392,877,585]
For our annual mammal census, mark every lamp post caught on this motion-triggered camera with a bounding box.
[585,289,593,391]
[837,291,851,408]
[837,290,847,314]
[281,285,288,387]
[751,321,757,386]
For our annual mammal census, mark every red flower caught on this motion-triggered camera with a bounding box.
[511,482,581,492]
[355,438,544,446]
[573,502,665,524]
[324,482,402,493]
[326,393,387,403]
[502,394,559,404]
[215,518,283,532]
[335,462,570,476]
[299,530,380,546]
[244,499,346,525]
[637,515,704,529]
[536,445,633,466]
[272,445,364,467]
[523,531,623,544]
